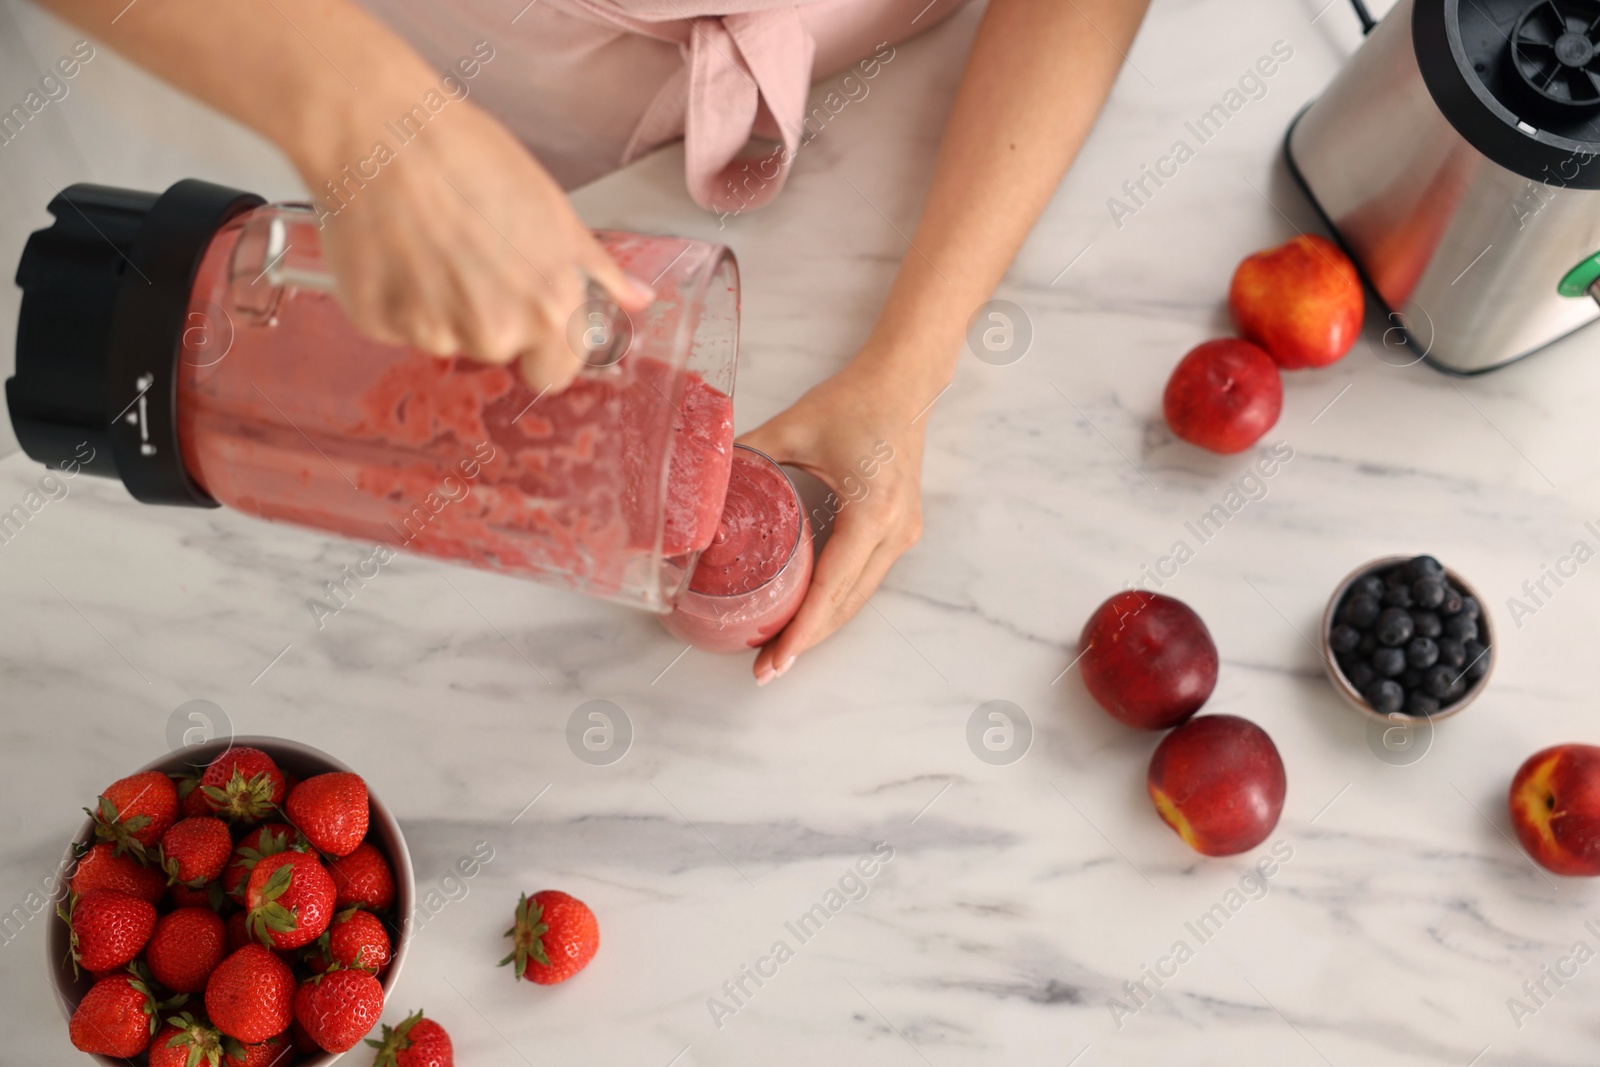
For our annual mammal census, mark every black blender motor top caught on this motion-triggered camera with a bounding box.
[1414,0,1600,188]
[7,179,264,508]
[1510,0,1600,110]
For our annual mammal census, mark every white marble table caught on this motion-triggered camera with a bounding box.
[6,0,1600,1063]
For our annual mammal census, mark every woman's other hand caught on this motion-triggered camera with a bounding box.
[737,354,931,684]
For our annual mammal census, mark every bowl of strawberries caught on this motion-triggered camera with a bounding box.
[49,736,414,1066]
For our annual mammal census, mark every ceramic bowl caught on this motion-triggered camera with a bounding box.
[48,736,414,1066]
[1321,555,1494,723]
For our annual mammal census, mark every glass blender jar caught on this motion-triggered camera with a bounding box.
[7,180,740,610]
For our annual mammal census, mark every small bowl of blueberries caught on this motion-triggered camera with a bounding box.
[1321,554,1493,721]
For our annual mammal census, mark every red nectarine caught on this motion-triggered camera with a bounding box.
[1080,592,1218,730]
[1148,714,1286,857]
[1509,745,1600,876]
[1163,339,1282,454]
[1229,234,1364,369]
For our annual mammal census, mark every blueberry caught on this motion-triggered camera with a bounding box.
[1345,661,1376,691]
[1341,593,1381,628]
[1365,679,1405,714]
[1375,608,1415,646]
[1437,637,1466,669]
[1444,615,1478,642]
[1410,611,1441,639]
[1355,575,1385,599]
[1412,578,1446,609]
[1463,640,1491,680]
[1406,555,1444,581]
[1460,596,1481,620]
[1383,585,1414,609]
[1384,567,1409,589]
[1405,690,1441,716]
[1359,631,1379,656]
[1406,636,1439,669]
[1329,624,1362,654]
[1424,664,1463,700]
[1371,647,1406,676]
[1438,591,1464,616]
[1399,667,1424,689]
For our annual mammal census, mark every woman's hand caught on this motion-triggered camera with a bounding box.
[737,356,931,685]
[296,97,654,393]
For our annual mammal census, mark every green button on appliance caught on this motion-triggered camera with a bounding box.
[1559,252,1600,298]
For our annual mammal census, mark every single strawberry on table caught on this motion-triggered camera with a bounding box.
[88,770,179,860]
[245,850,336,950]
[294,965,385,1052]
[368,1009,453,1067]
[205,944,296,1044]
[285,772,369,858]
[59,889,157,975]
[327,840,395,911]
[500,890,599,984]
[68,970,175,1057]
[223,822,306,903]
[201,746,287,823]
[70,841,167,904]
[146,906,228,993]
[309,905,391,973]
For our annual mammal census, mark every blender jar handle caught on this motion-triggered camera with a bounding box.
[225,203,631,365]
[226,204,334,319]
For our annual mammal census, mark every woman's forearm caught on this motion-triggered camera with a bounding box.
[863,0,1151,401]
[28,0,440,174]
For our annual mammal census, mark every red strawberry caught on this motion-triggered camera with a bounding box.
[160,816,233,887]
[69,971,171,1057]
[60,889,157,975]
[169,880,227,910]
[294,966,384,1052]
[148,1013,225,1067]
[146,907,227,993]
[367,1010,453,1067]
[201,747,287,823]
[246,851,336,950]
[223,823,306,903]
[327,842,395,911]
[226,910,252,953]
[206,944,295,1043]
[499,890,598,985]
[70,841,166,904]
[309,907,391,973]
[174,773,214,819]
[224,1031,296,1067]
[88,770,179,860]
[151,1014,295,1067]
[284,773,368,857]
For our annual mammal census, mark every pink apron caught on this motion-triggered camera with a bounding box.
[353,0,971,211]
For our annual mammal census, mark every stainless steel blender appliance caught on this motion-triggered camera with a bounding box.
[1286,0,1600,373]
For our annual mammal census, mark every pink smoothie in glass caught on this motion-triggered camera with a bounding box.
[662,445,813,653]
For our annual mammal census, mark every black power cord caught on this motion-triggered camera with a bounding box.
[1349,0,1378,33]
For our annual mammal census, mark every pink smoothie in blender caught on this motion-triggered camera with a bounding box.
[661,445,813,652]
